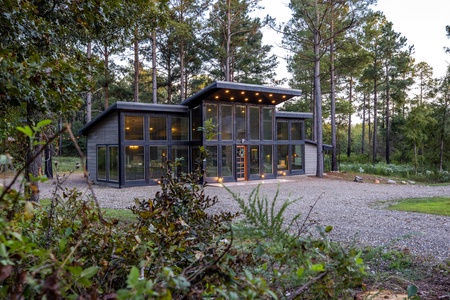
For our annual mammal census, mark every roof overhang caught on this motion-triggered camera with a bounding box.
[80,101,188,135]
[181,81,302,108]
[275,111,313,119]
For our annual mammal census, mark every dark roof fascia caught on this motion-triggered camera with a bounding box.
[306,139,332,150]
[80,101,188,135]
[181,81,302,107]
[275,111,313,119]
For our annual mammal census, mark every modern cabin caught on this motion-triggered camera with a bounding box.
[80,81,317,187]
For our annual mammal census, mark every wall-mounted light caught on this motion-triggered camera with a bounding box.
[282,172,286,176]
[261,174,265,179]
[129,145,139,149]
[218,177,223,183]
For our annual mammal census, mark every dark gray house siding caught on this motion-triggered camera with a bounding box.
[86,113,119,187]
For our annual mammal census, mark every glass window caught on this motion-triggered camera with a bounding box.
[292,145,303,170]
[205,104,218,140]
[172,117,189,140]
[291,122,303,140]
[250,146,259,175]
[191,147,202,171]
[262,145,273,174]
[149,117,166,140]
[149,146,167,179]
[125,146,144,181]
[221,105,232,140]
[249,107,260,140]
[263,108,273,140]
[109,146,119,181]
[125,116,144,140]
[277,121,289,140]
[97,146,106,180]
[277,145,288,174]
[221,145,233,177]
[172,146,189,175]
[205,146,217,177]
[191,106,202,141]
[236,105,246,141]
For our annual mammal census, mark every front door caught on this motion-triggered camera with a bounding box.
[236,145,247,181]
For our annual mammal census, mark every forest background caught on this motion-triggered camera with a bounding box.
[1,0,450,181]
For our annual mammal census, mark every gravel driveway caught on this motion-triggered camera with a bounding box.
[20,173,450,261]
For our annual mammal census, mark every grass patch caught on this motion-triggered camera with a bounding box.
[52,156,84,173]
[102,208,136,223]
[387,197,450,216]
[40,199,136,222]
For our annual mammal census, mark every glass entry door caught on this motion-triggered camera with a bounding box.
[236,145,247,181]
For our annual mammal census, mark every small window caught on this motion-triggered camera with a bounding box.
[97,146,106,180]
[125,116,144,140]
[263,108,273,140]
[125,146,145,181]
[205,146,218,177]
[262,145,273,174]
[191,106,202,141]
[221,145,233,177]
[249,107,260,140]
[292,145,303,170]
[236,106,246,140]
[172,117,189,140]
[277,121,289,140]
[291,122,303,140]
[277,145,288,174]
[172,146,189,175]
[149,146,167,179]
[221,105,232,140]
[205,104,218,140]
[150,117,167,140]
[109,146,119,181]
[250,146,259,175]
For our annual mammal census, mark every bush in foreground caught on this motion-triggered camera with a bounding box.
[0,162,366,299]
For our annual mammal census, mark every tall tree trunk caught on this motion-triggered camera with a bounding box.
[86,41,92,123]
[314,1,323,178]
[152,30,157,104]
[225,0,231,81]
[26,102,41,202]
[347,77,353,158]
[330,18,337,171]
[180,40,185,101]
[372,76,378,164]
[361,92,366,155]
[134,27,139,102]
[44,142,53,179]
[385,64,391,164]
[104,44,109,108]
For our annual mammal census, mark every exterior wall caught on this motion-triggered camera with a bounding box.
[304,143,317,175]
[86,113,119,186]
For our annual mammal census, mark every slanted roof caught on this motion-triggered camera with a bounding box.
[80,101,188,135]
[275,111,313,119]
[181,81,302,108]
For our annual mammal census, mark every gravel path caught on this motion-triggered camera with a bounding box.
[10,173,450,262]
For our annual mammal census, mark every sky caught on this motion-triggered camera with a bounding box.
[258,0,450,80]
